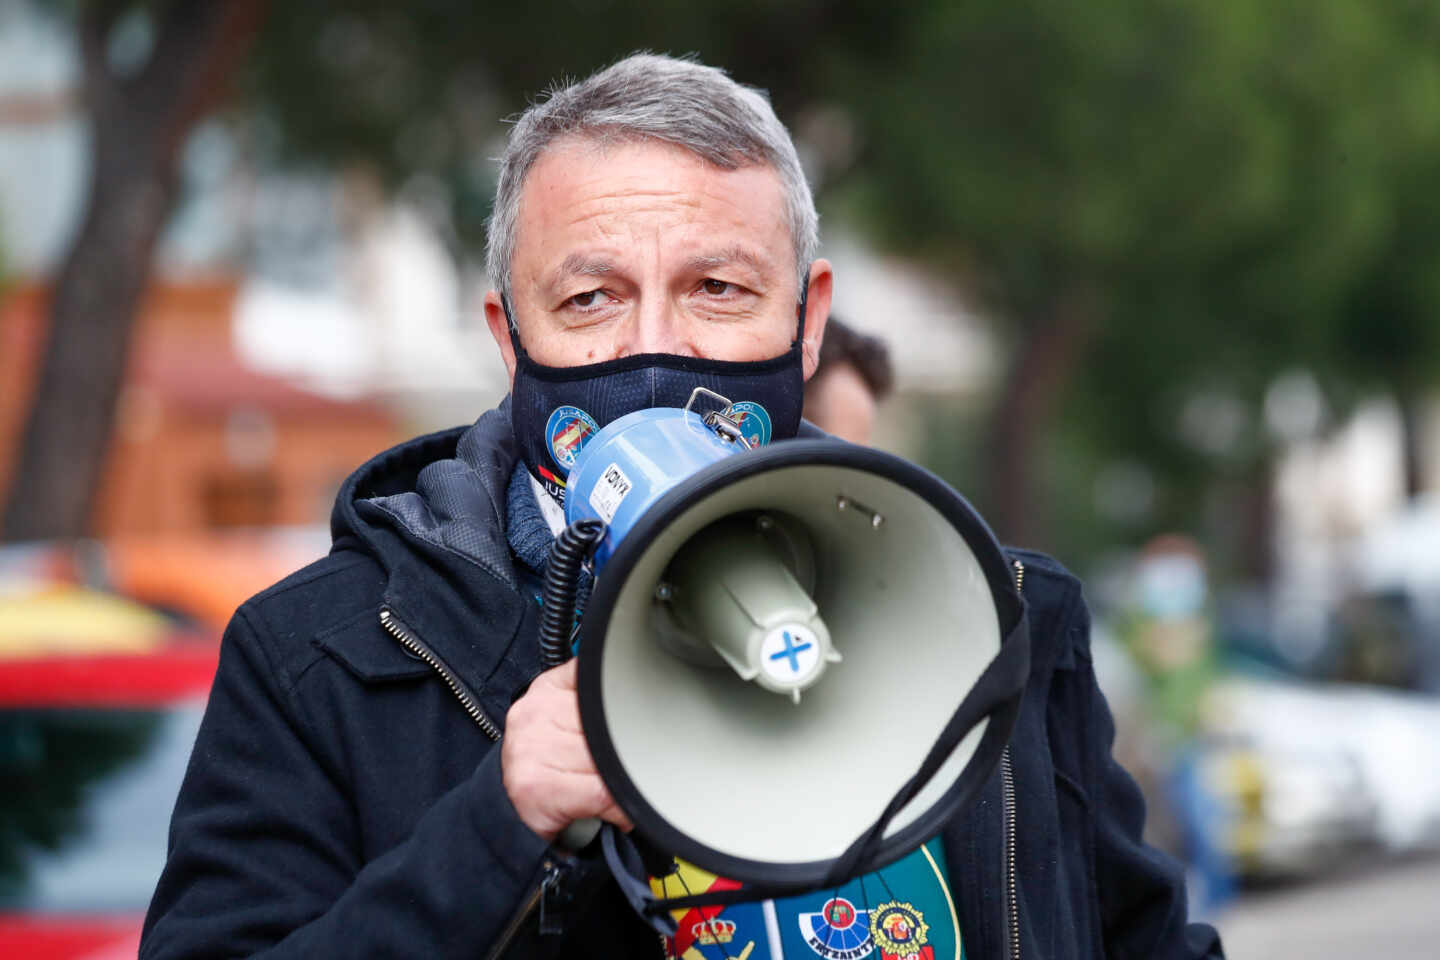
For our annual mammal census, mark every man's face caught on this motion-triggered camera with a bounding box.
[485,137,831,379]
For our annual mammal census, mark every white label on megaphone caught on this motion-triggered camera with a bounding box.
[589,461,634,523]
[760,623,822,685]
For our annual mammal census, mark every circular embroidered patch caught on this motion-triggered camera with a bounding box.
[546,405,599,474]
[728,401,773,446]
[869,901,930,956]
[799,897,871,958]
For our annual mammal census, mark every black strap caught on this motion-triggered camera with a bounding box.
[819,608,1030,888]
[601,609,1031,922]
[602,826,680,936]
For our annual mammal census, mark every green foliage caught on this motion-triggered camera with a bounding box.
[233,0,1440,573]
[242,0,899,251]
[832,0,1440,568]
[0,709,162,902]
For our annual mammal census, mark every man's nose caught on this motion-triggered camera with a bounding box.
[616,297,694,357]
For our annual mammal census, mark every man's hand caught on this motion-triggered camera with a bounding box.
[500,659,633,843]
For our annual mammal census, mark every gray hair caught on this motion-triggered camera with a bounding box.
[486,53,819,298]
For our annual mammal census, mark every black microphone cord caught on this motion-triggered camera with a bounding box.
[539,519,606,669]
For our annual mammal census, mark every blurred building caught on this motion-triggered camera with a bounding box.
[0,0,1006,541]
[0,280,401,535]
[0,1,407,537]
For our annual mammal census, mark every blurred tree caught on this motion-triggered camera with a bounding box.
[4,0,904,536]
[842,0,1440,563]
[12,0,1440,563]
[3,0,266,540]
[239,1,905,251]
[842,1,1313,547]
[1332,169,1440,499]
[1052,0,1440,571]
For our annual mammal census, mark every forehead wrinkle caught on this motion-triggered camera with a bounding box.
[515,140,795,303]
[685,244,772,278]
[543,252,618,292]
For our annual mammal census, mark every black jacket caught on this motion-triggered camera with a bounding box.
[141,405,1223,959]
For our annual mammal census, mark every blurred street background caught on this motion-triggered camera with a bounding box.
[3,0,1440,956]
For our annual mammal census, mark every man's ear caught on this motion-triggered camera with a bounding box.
[484,289,518,387]
[800,258,833,382]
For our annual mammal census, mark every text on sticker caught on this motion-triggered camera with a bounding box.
[589,462,634,523]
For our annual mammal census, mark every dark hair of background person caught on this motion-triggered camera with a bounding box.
[803,317,895,444]
[809,317,895,400]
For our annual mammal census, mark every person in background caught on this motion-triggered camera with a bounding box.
[1121,534,1231,912]
[802,316,894,444]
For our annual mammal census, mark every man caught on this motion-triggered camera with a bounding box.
[141,54,1222,959]
[802,317,895,444]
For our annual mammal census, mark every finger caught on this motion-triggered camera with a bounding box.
[546,773,626,826]
[598,802,634,832]
[535,738,601,778]
[537,658,578,691]
[531,674,585,735]
[550,696,584,736]
[519,689,583,738]
[507,768,615,822]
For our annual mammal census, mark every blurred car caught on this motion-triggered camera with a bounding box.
[1196,675,1440,880]
[0,526,330,634]
[1346,492,1440,693]
[1184,733,1378,880]
[0,587,218,960]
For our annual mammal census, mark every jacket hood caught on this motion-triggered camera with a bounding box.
[325,398,836,721]
[327,397,539,712]
[329,395,833,590]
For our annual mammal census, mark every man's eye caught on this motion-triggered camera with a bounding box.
[568,289,609,308]
[701,278,734,296]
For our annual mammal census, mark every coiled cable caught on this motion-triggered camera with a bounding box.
[539,519,606,669]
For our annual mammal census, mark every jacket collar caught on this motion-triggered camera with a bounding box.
[331,399,535,721]
[328,403,842,722]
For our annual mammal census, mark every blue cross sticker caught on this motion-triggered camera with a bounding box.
[769,630,814,673]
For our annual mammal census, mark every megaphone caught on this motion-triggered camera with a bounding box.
[541,389,1028,926]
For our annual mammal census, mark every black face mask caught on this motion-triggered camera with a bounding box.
[505,286,808,504]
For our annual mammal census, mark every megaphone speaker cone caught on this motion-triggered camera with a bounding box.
[665,516,838,702]
[576,440,1025,889]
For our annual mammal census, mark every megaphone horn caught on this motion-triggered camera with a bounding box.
[541,389,1029,927]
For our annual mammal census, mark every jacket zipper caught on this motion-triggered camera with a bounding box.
[378,608,502,740]
[380,607,548,959]
[482,859,564,960]
[1002,558,1025,960]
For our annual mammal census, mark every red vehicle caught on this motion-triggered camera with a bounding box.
[0,636,218,959]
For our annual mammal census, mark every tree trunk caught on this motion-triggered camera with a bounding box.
[2,0,267,542]
[1396,388,1427,500]
[984,289,1096,547]
[1233,457,1276,584]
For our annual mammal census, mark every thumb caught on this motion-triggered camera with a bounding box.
[540,657,579,691]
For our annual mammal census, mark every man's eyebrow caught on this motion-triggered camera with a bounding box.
[685,245,770,277]
[545,253,617,290]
